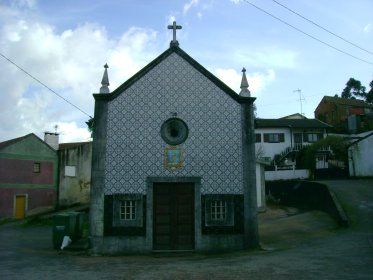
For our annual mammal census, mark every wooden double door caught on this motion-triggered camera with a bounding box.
[153,183,195,250]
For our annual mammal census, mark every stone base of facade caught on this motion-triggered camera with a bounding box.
[89,234,247,255]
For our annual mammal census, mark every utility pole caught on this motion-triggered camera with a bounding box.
[294,89,305,116]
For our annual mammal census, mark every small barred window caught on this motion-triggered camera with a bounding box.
[33,162,41,173]
[120,200,136,220]
[211,200,226,221]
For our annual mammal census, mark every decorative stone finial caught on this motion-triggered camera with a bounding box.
[100,63,110,94]
[239,67,251,97]
[167,21,182,47]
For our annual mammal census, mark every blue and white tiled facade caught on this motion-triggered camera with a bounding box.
[104,52,243,195]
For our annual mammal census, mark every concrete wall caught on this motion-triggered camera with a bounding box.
[266,180,348,227]
[256,163,266,210]
[58,142,92,207]
[348,134,373,176]
[265,168,310,181]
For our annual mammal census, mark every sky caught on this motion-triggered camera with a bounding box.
[0,0,372,143]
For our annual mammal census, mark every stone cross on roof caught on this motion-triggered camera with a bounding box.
[168,21,182,46]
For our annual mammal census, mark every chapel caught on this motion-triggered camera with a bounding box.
[89,22,258,254]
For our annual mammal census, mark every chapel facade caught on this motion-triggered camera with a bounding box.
[89,23,258,254]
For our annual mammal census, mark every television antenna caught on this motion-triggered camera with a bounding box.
[294,89,305,115]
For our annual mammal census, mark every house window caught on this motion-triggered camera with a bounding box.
[304,133,323,143]
[294,133,303,143]
[64,166,76,177]
[263,133,285,143]
[120,200,136,220]
[255,133,262,143]
[33,162,40,173]
[211,200,226,221]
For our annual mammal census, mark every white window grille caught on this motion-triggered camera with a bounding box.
[210,200,226,221]
[120,200,136,220]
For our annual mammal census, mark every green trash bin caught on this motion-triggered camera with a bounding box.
[70,211,85,240]
[52,213,77,249]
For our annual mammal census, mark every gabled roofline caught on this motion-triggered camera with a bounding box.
[315,95,373,111]
[0,133,33,150]
[280,113,308,119]
[255,118,332,129]
[0,133,57,153]
[347,131,373,147]
[93,45,255,104]
[58,141,92,150]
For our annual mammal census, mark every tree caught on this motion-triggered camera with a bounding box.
[341,78,366,100]
[299,136,348,170]
[86,118,94,137]
[366,80,373,104]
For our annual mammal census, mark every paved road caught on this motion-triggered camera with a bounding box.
[0,179,372,279]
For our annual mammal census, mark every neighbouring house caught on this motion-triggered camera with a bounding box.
[0,133,58,219]
[255,114,332,164]
[348,131,373,177]
[89,24,258,254]
[58,142,92,208]
[315,96,373,133]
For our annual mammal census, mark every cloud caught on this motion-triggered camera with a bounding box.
[230,0,242,4]
[167,15,177,24]
[183,0,199,14]
[8,0,37,9]
[363,23,372,33]
[0,5,159,142]
[56,122,92,143]
[234,47,299,69]
[215,68,276,96]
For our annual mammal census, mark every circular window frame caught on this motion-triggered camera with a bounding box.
[160,118,189,145]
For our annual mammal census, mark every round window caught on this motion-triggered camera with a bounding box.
[160,118,189,145]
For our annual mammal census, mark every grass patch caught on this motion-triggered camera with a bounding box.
[0,218,15,225]
[22,216,53,227]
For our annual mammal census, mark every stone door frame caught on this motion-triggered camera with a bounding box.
[146,177,201,251]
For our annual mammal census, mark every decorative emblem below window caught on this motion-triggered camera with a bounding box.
[160,118,189,145]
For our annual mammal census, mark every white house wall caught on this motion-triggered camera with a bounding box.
[255,127,328,160]
[255,128,291,159]
[348,135,373,176]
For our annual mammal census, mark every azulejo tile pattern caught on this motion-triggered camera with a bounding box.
[104,52,243,195]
